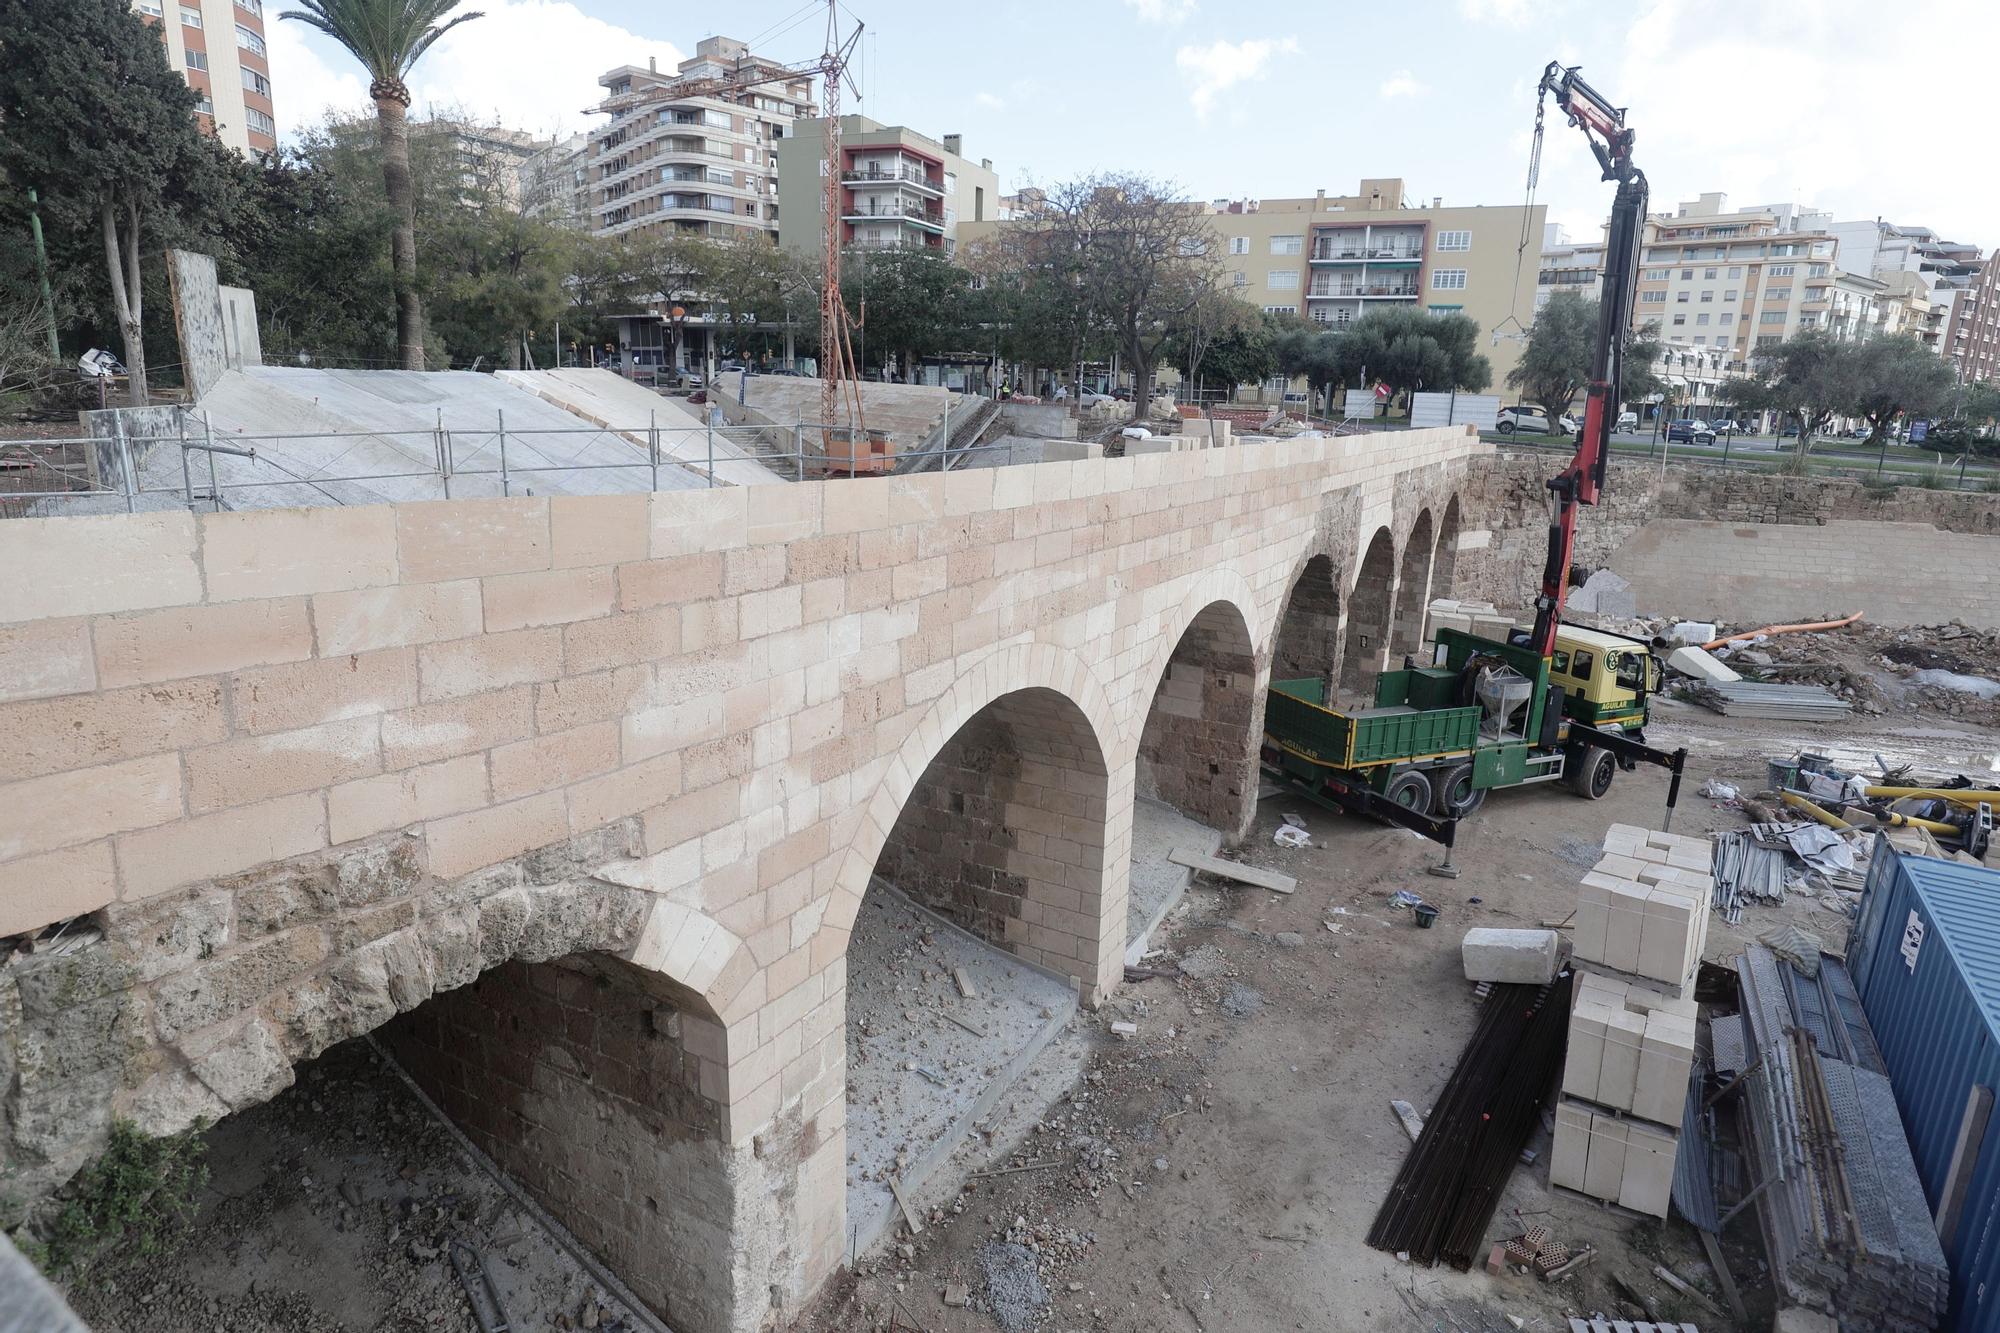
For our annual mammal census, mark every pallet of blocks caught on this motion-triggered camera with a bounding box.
[1551,974,1695,1217]
[1570,823,1713,999]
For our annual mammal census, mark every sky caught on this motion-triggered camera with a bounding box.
[271,0,2000,251]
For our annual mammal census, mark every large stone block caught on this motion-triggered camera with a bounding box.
[1460,927,1564,984]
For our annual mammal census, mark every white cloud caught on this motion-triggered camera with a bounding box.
[1122,0,1198,23]
[1378,70,1428,99]
[1174,36,1300,119]
[269,0,686,141]
[975,91,1007,110]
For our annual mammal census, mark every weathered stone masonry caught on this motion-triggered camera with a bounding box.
[0,428,1482,1331]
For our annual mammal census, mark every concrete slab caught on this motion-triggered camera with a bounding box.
[1125,798,1222,966]
[494,369,782,487]
[845,880,1075,1259]
[714,372,971,450]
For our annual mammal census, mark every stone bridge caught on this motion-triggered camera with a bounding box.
[0,427,1486,1332]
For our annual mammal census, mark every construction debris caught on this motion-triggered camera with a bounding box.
[1167,847,1297,894]
[1684,680,1852,721]
[1728,944,1947,1330]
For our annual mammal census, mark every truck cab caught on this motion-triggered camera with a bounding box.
[1544,625,1661,733]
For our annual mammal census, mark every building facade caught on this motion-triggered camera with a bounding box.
[132,0,277,156]
[587,37,816,242]
[521,133,593,227]
[1536,223,1606,314]
[774,119,999,259]
[1943,258,2000,385]
[409,120,549,210]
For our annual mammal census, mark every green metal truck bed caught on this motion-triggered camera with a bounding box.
[1266,678,1482,770]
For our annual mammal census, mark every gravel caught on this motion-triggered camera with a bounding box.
[975,1242,1049,1333]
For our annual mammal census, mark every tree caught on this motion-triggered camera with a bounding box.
[626,230,711,370]
[1273,327,1362,417]
[1738,328,1850,455]
[1844,333,1955,445]
[281,0,484,371]
[844,246,972,378]
[1193,308,1282,395]
[0,0,240,404]
[1165,281,1251,401]
[1506,294,1667,427]
[1022,174,1217,417]
[1344,307,1490,408]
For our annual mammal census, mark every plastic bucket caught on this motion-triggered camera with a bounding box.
[1413,903,1439,929]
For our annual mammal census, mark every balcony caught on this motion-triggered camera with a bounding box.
[1309,283,1419,299]
[841,166,942,195]
[1311,245,1423,264]
[841,201,944,230]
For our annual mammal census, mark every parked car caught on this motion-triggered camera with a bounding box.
[1850,424,1873,439]
[1615,410,1639,432]
[1664,419,1716,445]
[1707,418,1745,437]
[1496,405,1573,435]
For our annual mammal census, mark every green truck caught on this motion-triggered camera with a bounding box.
[1261,624,1686,837]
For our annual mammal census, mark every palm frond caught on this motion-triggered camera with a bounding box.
[277,0,482,80]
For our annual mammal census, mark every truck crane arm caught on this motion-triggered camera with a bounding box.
[1527,63,1650,659]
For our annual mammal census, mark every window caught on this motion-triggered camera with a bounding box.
[1809,263,1829,277]
[1672,313,1687,326]
[1262,305,1297,315]
[1229,236,1248,255]
[1432,268,1467,290]
[244,107,276,137]
[1696,313,1711,325]
[1436,230,1471,251]
[1643,268,1670,281]
[1681,268,1694,280]
[1232,271,1248,287]
[180,6,201,26]
[1699,290,1713,302]
[243,68,270,96]
[1270,235,1303,255]
[1427,304,1464,316]
[1723,289,1737,301]
[1704,267,1717,280]
[236,0,263,13]
[135,0,162,12]
[1614,653,1644,691]
[1719,313,1734,326]
[1760,311,1788,325]
[1727,266,1742,279]
[1266,270,1298,289]
[1768,264,1795,277]
[1756,334,1780,347]
[184,48,208,70]
[1765,288,1792,302]
[194,94,214,115]
[1675,291,1690,302]
[1178,237,1208,257]
[1640,290,1666,304]
[1572,650,1594,680]
[235,23,264,54]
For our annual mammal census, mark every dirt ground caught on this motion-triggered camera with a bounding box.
[798,695,2000,1333]
[59,692,2000,1333]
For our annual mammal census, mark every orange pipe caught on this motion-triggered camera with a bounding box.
[1702,611,1864,651]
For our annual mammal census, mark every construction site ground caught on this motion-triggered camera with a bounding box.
[59,676,2000,1333]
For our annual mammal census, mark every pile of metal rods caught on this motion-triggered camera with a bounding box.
[1367,975,1572,1268]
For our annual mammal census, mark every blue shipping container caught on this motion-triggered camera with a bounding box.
[1850,843,2000,1333]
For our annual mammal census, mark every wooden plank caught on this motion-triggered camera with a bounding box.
[1168,846,1296,894]
[952,966,978,999]
[888,1173,922,1236]
[1696,1227,1748,1328]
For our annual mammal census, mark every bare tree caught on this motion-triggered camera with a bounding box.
[1024,173,1217,418]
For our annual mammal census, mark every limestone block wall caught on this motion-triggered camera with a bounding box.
[0,426,1483,1330]
[1134,602,1259,835]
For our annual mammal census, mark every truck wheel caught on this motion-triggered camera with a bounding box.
[1433,763,1487,818]
[1567,747,1615,800]
[1384,769,1434,812]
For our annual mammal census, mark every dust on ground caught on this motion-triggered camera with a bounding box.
[64,1039,644,1333]
[798,702,2000,1333]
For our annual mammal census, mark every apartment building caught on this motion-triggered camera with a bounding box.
[774,118,999,259]
[1633,193,1861,371]
[131,0,277,156]
[587,38,815,242]
[1944,258,2000,385]
[1197,179,1543,384]
[410,120,549,210]
[1537,223,1606,313]
[521,133,593,228]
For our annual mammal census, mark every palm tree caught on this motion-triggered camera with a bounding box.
[281,1,483,370]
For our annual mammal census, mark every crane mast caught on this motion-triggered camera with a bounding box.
[1527,63,1648,659]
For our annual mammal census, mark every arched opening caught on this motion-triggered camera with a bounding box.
[1433,494,1464,606]
[1392,508,1436,658]
[1130,599,1259,958]
[1340,527,1399,701]
[847,683,1112,1253]
[1271,553,1342,697]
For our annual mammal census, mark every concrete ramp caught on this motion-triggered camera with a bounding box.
[495,369,782,487]
[714,372,976,453]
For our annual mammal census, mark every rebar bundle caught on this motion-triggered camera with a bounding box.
[1367,976,1572,1268]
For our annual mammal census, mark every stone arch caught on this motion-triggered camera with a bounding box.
[818,642,1124,1000]
[1133,594,1260,839]
[1392,507,1437,658]
[1340,527,1400,699]
[1432,493,1464,605]
[1271,552,1343,695]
